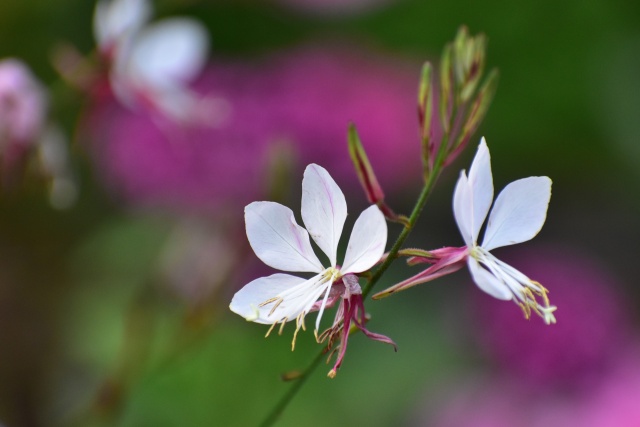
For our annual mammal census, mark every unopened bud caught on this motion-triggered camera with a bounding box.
[418,61,433,115]
[461,69,499,143]
[460,34,486,102]
[453,26,471,86]
[418,62,435,174]
[348,123,385,205]
[449,26,489,104]
[439,45,453,133]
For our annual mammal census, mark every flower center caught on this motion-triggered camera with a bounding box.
[259,267,341,351]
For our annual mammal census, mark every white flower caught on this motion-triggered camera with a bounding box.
[230,164,387,348]
[454,137,556,324]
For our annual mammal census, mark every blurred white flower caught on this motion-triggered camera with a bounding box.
[94,0,223,126]
[230,164,387,349]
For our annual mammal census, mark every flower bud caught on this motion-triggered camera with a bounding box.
[348,123,385,205]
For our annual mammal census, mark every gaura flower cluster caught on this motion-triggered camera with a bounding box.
[230,138,556,377]
[230,27,556,378]
[230,164,395,377]
[375,138,556,324]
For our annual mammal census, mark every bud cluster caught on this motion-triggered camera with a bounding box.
[420,26,499,178]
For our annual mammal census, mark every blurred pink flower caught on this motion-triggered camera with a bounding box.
[578,349,640,427]
[424,349,640,427]
[0,59,47,175]
[87,44,421,212]
[0,59,77,206]
[422,377,586,427]
[472,246,630,388]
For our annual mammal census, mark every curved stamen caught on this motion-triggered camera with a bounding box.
[472,247,555,324]
[258,269,339,349]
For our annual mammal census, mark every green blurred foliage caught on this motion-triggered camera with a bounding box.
[0,0,639,425]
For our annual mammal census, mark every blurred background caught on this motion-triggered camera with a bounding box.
[0,0,639,426]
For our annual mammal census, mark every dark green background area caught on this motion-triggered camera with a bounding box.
[0,0,638,425]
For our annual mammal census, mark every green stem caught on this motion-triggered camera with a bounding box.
[258,349,326,427]
[362,160,442,299]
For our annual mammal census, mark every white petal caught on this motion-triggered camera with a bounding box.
[481,176,552,250]
[125,18,208,89]
[301,164,347,266]
[229,274,307,324]
[94,0,151,49]
[467,257,512,300]
[245,202,323,273]
[467,137,494,242]
[341,205,387,274]
[453,171,474,247]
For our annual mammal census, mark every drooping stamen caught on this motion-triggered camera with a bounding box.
[257,271,338,349]
[473,247,556,325]
[292,311,307,351]
[265,321,278,338]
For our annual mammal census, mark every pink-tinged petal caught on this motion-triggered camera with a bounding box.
[372,246,468,299]
[245,201,323,273]
[229,273,307,324]
[481,176,552,251]
[467,137,494,242]
[341,205,387,274]
[301,164,347,266]
[453,171,474,246]
[124,18,209,90]
[468,257,512,300]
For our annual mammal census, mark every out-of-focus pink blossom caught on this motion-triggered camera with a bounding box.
[0,58,49,185]
[0,59,77,205]
[578,349,640,427]
[423,350,640,427]
[88,44,421,212]
[0,59,47,148]
[472,246,630,388]
[422,377,586,427]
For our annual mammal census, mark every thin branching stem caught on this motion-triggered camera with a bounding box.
[258,349,326,427]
